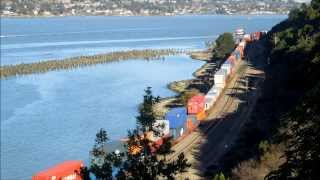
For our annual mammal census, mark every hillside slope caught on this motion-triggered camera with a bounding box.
[228,0,320,179]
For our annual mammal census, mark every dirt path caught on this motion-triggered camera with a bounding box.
[168,41,268,179]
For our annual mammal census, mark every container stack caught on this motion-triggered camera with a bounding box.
[221,61,232,74]
[250,31,267,41]
[204,85,220,110]
[144,28,255,145]
[32,29,260,176]
[187,95,206,121]
[214,69,227,88]
[165,107,188,139]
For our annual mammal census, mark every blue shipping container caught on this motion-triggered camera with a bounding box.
[166,107,188,139]
[170,127,185,139]
[165,107,187,129]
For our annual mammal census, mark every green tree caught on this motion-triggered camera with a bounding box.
[212,33,235,60]
[88,128,124,180]
[116,87,190,179]
[136,87,159,132]
[82,87,190,179]
[213,172,227,180]
[265,0,320,179]
[79,166,90,180]
[266,83,320,180]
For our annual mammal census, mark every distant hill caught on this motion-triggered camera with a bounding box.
[1,0,303,16]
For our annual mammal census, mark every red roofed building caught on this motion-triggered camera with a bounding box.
[32,160,84,180]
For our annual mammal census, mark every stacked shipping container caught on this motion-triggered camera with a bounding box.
[187,95,205,114]
[32,161,83,180]
[162,30,261,141]
[165,107,188,139]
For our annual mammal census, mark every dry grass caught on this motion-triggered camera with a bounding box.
[231,144,285,180]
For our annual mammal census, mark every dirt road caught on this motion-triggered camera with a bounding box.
[168,41,268,179]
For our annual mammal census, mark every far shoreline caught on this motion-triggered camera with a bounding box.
[0,14,288,19]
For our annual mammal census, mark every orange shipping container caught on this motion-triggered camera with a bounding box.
[32,160,83,180]
[186,119,196,132]
[196,110,207,121]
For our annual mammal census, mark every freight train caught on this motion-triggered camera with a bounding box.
[144,30,266,148]
[32,31,265,179]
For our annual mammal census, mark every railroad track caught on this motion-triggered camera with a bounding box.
[167,63,248,161]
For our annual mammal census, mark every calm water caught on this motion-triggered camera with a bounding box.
[0,15,286,65]
[0,15,286,179]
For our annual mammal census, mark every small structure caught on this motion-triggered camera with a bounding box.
[187,95,205,114]
[32,160,83,180]
[165,107,187,139]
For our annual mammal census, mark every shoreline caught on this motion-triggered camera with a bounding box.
[0,14,288,18]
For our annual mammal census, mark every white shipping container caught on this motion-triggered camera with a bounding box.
[244,34,251,39]
[221,63,231,75]
[215,86,222,96]
[208,85,222,96]
[215,82,225,89]
[208,85,218,93]
[214,69,227,85]
[205,93,217,101]
[205,97,215,110]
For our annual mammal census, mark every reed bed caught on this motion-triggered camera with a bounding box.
[0,49,188,79]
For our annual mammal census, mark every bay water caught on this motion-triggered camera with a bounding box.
[0,15,286,179]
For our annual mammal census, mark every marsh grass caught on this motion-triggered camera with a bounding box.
[0,49,187,78]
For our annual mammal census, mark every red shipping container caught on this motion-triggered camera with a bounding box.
[32,160,83,180]
[187,95,205,114]
[254,32,262,40]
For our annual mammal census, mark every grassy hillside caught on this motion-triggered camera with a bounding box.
[220,0,320,179]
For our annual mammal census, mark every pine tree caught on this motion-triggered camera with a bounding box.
[81,87,190,179]
[136,87,157,132]
[117,87,190,179]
